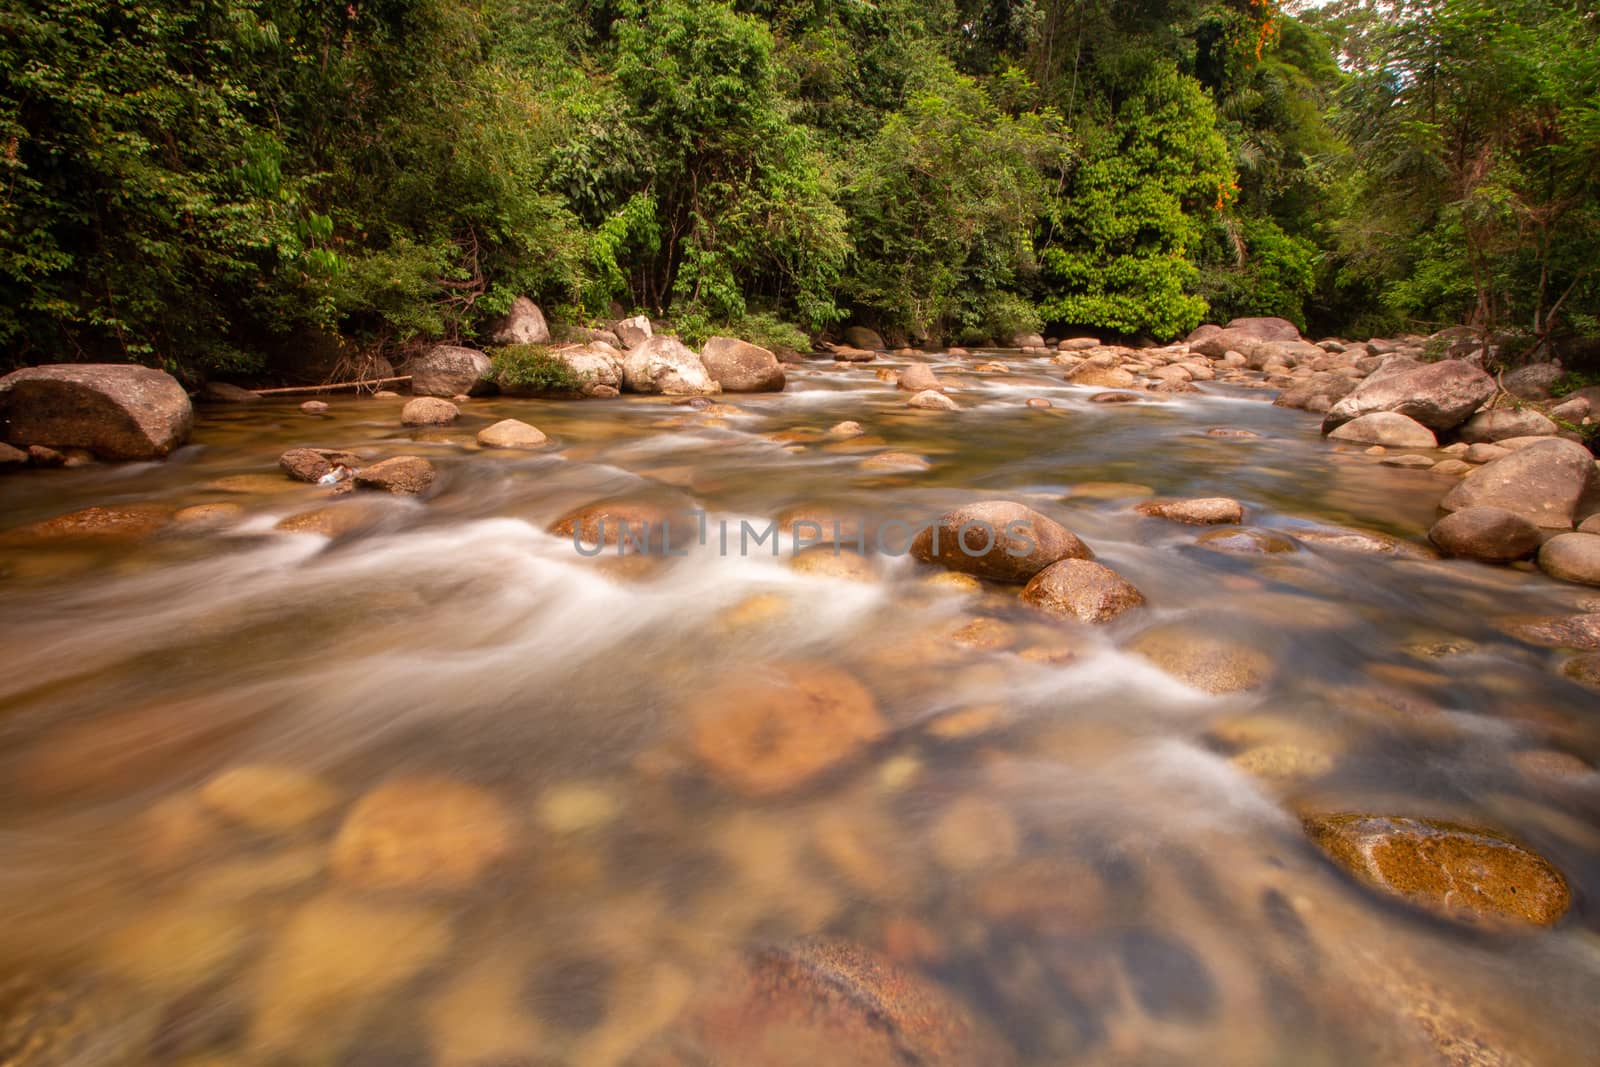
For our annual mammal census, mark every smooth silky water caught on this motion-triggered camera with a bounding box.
[0,350,1597,1065]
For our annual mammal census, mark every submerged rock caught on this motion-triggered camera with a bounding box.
[907,389,957,411]
[688,664,884,797]
[910,501,1091,583]
[1,504,170,543]
[1127,625,1271,694]
[0,363,193,460]
[1021,559,1146,623]
[1136,498,1244,526]
[332,777,515,891]
[1302,814,1570,928]
[1194,528,1297,555]
[279,447,361,483]
[660,938,1014,1067]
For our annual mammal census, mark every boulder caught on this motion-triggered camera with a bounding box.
[332,777,514,891]
[1135,498,1245,526]
[1185,324,1224,345]
[278,447,361,483]
[843,326,886,351]
[910,501,1092,583]
[547,342,625,396]
[1273,372,1356,411]
[832,346,876,362]
[400,397,458,426]
[689,664,884,796]
[1010,331,1046,349]
[1225,316,1301,342]
[1464,443,1510,464]
[1322,359,1496,432]
[0,441,27,469]
[1303,814,1570,927]
[353,456,436,495]
[1065,364,1137,389]
[408,346,494,398]
[1194,528,1297,554]
[1021,559,1146,623]
[1439,438,1600,529]
[476,419,547,449]
[300,400,329,415]
[1455,408,1558,444]
[489,296,550,346]
[613,315,653,349]
[1549,395,1590,423]
[1538,533,1600,586]
[0,364,193,460]
[549,499,685,554]
[1058,337,1100,351]
[661,939,1015,1067]
[1327,412,1438,449]
[197,381,260,404]
[1428,507,1543,562]
[1190,329,1259,360]
[1502,362,1564,400]
[895,363,944,393]
[621,336,720,396]
[700,337,785,393]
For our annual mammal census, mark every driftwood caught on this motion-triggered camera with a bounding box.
[250,375,412,397]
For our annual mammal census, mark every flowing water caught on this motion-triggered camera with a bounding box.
[0,351,1598,1066]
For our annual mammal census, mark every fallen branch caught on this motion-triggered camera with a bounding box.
[250,375,412,397]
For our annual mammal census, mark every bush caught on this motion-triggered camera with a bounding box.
[488,345,586,395]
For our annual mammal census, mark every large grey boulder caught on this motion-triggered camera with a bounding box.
[1502,362,1564,401]
[1225,316,1302,342]
[490,297,550,346]
[554,343,625,397]
[700,337,785,393]
[1439,439,1600,529]
[613,315,653,349]
[1323,359,1496,432]
[0,364,192,460]
[621,336,720,396]
[408,345,495,397]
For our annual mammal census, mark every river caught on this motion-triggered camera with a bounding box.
[0,348,1596,1066]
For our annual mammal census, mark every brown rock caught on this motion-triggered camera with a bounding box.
[895,364,944,393]
[860,451,930,472]
[275,502,380,536]
[1136,498,1243,525]
[671,939,1014,1067]
[1021,559,1145,623]
[910,501,1092,583]
[1066,364,1137,389]
[1127,625,1271,694]
[906,390,957,411]
[401,397,459,426]
[332,777,515,891]
[15,700,250,800]
[1537,532,1600,586]
[1327,412,1438,449]
[688,664,884,797]
[1503,614,1600,650]
[1323,359,1496,432]
[1293,528,1436,559]
[353,456,436,495]
[1303,814,1570,927]
[475,418,548,449]
[700,337,785,393]
[0,363,193,460]
[790,546,875,581]
[408,345,494,397]
[1,504,170,543]
[279,447,361,483]
[549,500,681,553]
[1194,528,1297,554]
[843,326,886,350]
[1429,507,1542,562]
[1456,408,1558,443]
[1560,653,1600,688]
[1439,439,1600,529]
[1025,397,1052,409]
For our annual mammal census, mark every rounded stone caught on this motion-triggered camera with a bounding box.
[910,500,1092,583]
[476,418,548,449]
[199,765,340,835]
[688,664,884,797]
[906,389,958,411]
[1429,507,1542,562]
[930,797,1020,872]
[353,456,436,495]
[300,400,330,414]
[1135,498,1244,526]
[1327,411,1438,449]
[1302,813,1571,928]
[1194,528,1297,555]
[331,777,516,891]
[1127,625,1271,694]
[1538,533,1600,586]
[401,397,459,426]
[1021,559,1145,624]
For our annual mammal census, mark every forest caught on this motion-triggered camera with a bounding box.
[2,0,1597,381]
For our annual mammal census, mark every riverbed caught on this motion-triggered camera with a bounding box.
[0,349,1597,1066]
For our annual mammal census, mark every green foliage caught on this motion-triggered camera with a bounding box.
[488,344,586,395]
[1196,216,1317,329]
[1039,65,1233,339]
[1552,372,1600,400]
